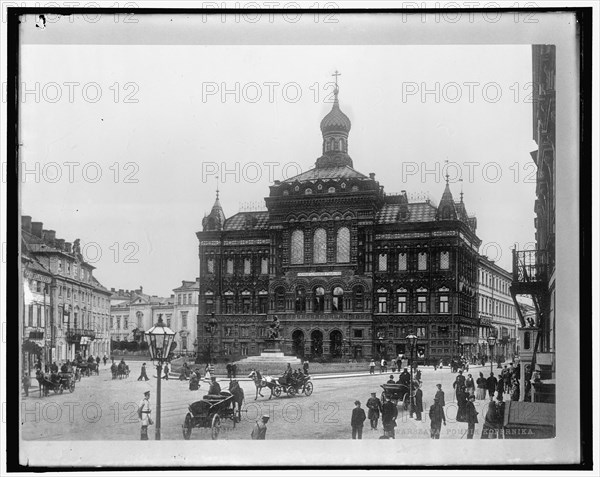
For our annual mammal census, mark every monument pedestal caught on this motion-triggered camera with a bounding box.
[235,339,302,367]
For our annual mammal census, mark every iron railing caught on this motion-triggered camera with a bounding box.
[512,249,549,283]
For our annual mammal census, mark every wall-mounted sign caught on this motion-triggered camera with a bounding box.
[297,271,342,277]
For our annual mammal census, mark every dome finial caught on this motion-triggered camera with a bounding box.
[332,69,341,99]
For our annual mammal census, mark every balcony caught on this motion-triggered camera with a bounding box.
[512,249,550,284]
[66,328,96,344]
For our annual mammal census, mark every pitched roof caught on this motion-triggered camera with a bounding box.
[377,202,438,224]
[282,165,368,183]
[223,212,270,231]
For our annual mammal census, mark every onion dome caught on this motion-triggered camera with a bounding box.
[320,85,352,134]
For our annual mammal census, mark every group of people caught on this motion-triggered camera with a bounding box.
[352,391,399,439]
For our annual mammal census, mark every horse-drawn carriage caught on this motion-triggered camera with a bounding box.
[77,362,99,377]
[273,374,313,398]
[182,381,244,440]
[37,371,76,396]
[380,383,410,410]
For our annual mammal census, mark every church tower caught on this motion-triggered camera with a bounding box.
[202,189,226,231]
[316,70,353,169]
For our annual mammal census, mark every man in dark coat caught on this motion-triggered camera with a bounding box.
[465,395,479,439]
[429,397,446,438]
[138,362,149,381]
[486,372,498,401]
[412,385,423,421]
[350,400,367,439]
[381,397,398,439]
[434,384,446,407]
[398,368,411,386]
[366,392,382,430]
[387,375,395,384]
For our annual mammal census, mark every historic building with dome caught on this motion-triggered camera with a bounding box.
[196,81,481,363]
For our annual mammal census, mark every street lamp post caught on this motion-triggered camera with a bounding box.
[145,314,175,441]
[205,313,218,364]
[406,332,418,416]
[487,335,497,376]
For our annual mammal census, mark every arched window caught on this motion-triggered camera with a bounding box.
[275,287,286,312]
[313,286,325,313]
[353,285,364,311]
[291,230,304,264]
[336,227,350,263]
[313,228,327,263]
[339,138,344,150]
[295,287,306,312]
[328,187,336,193]
[305,188,313,195]
[332,287,344,312]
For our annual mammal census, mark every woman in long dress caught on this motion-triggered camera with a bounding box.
[476,372,487,400]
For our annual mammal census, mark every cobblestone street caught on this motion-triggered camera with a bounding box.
[22,362,505,441]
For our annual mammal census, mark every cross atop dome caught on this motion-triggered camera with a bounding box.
[332,69,341,96]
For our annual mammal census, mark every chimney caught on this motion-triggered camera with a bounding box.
[56,239,65,250]
[369,173,376,180]
[31,222,43,237]
[44,230,56,243]
[139,286,143,293]
[22,216,32,233]
[64,242,72,253]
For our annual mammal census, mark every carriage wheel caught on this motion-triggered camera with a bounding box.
[211,414,221,440]
[69,381,75,393]
[182,413,193,440]
[304,382,314,396]
[53,387,60,394]
[288,386,297,396]
[273,386,282,398]
[59,385,64,394]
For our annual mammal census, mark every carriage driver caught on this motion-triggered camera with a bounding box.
[208,376,221,395]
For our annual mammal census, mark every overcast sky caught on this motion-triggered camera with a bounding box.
[20,13,538,296]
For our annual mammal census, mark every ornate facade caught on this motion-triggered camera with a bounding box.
[197,83,481,363]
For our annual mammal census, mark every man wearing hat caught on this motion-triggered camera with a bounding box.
[350,400,366,439]
[464,394,479,439]
[429,397,446,439]
[366,391,382,431]
[208,376,221,395]
[138,390,153,440]
[251,415,270,440]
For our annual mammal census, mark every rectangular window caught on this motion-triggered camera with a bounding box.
[181,311,188,328]
[116,316,121,329]
[378,295,387,313]
[226,259,234,275]
[417,296,427,313]
[261,257,268,275]
[207,258,214,274]
[397,296,407,313]
[242,297,251,314]
[110,316,114,329]
[205,298,214,314]
[178,294,182,305]
[418,252,428,271]
[58,287,63,298]
[244,258,251,275]
[58,260,63,273]
[440,251,450,270]
[124,316,128,329]
[440,295,449,313]
[182,336,187,350]
[137,314,143,328]
[225,298,234,314]
[167,317,171,328]
[378,253,387,271]
[398,252,407,271]
[258,296,268,314]
[35,305,41,327]
[353,329,363,338]
[241,327,249,338]
[416,327,426,338]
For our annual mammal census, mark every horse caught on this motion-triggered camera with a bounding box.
[247,370,277,400]
[228,380,245,423]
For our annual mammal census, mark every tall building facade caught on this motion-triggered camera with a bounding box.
[21,217,112,364]
[196,84,481,363]
[477,256,518,361]
[510,45,555,402]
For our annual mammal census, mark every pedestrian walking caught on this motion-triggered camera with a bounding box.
[366,392,382,430]
[251,415,269,440]
[429,397,446,439]
[465,374,475,397]
[380,358,386,374]
[138,390,153,440]
[381,397,398,439]
[390,358,397,373]
[435,384,445,407]
[412,385,423,421]
[486,372,498,401]
[138,362,149,381]
[369,360,375,375]
[351,400,366,439]
[465,395,479,439]
[103,355,108,366]
[163,364,170,380]
[476,372,487,400]
[303,359,309,375]
[22,373,31,397]
[95,355,101,368]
